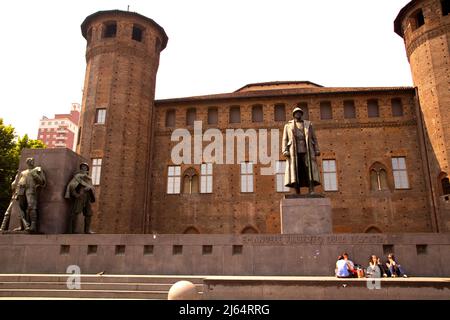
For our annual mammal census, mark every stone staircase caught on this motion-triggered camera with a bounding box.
[0,274,205,299]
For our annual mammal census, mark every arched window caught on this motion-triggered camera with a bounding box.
[102,21,117,38]
[87,27,93,44]
[410,9,425,31]
[370,162,389,191]
[364,226,382,233]
[442,0,450,16]
[241,226,259,234]
[132,24,144,42]
[183,226,200,234]
[252,104,263,122]
[182,168,199,194]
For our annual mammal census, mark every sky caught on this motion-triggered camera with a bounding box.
[0,0,413,139]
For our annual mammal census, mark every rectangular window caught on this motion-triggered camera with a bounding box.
[167,166,181,194]
[200,163,213,193]
[91,158,102,186]
[186,108,196,126]
[252,105,263,122]
[320,101,332,120]
[392,157,409,189]
[95,108,106,124]
[343,100,356,119]
[207,108,218,125]
[297,103,309,120]
[229,106,241,123]
[275,161,289,192]
[391,98,403,117]
[368,99,380,118]
[274,104,286,121]
[322,159,338,191]
[240,162,254,193]
[165,110,175,127]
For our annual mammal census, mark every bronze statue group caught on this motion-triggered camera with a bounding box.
[0,158,95,234]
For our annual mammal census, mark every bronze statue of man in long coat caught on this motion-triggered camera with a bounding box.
[65,163,95,234]
[282,107,321,194]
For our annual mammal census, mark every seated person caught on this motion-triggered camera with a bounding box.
[377,257,389,277]
[335,255,352,278]
[386,254,408,278]
[366,255,382,278]
[342,252,356,277]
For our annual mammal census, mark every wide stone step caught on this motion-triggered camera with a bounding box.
[0,281,203,292]
[0,288,169,299]
[0,274,205,284]
[0,274,206,299]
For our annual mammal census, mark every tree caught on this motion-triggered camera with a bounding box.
[0,119,45,216]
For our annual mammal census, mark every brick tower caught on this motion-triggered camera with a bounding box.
[78,10,168,233]
[395,0,450,231]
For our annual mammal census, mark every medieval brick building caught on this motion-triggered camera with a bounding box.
[77,0,450,234]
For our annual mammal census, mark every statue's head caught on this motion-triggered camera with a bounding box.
[26,157,35,168]
[80,163,90,173]
[292,107,303,120]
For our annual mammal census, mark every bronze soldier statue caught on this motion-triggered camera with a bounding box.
[65,163,96,234]
[4,158,47,233]
[282,107,321,195]
[0,171,19,232]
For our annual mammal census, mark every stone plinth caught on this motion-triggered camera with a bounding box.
[280,196,332,234]
[1,234,450,276]
[8,148,85,234]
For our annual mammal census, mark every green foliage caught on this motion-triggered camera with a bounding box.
[0,119,46,215]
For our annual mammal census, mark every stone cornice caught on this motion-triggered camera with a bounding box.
[407,24,450,59]
[154,119,417,136]
[86,43,152,61]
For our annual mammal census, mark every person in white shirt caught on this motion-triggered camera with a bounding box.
[335,255,352,278]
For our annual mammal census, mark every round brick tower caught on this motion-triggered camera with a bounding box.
[395,0,450,231]
[78,10,168,233]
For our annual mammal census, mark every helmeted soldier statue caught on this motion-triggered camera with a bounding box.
[2,158,46,233]
[65,163,96,234]
[282,107,321,194]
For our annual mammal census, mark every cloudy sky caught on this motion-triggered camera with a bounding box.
[0,0,413,139]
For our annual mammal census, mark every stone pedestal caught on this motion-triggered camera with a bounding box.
[8,148,85,234]
[280,196,332,234]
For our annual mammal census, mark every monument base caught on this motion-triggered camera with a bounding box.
[8,148,85,234]
[280,196,332,234]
